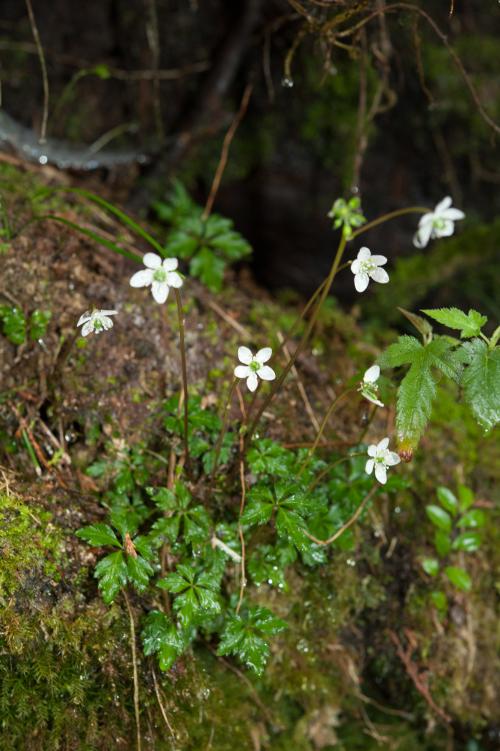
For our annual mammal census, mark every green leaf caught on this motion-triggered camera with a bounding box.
[241,486,274,527]
[141,610,186,671]
[378,335,422,368]
[127,555,154,591]
[430,590,447,613]
[452,532,482,552]
[458,509,485,528]
[444,566,472,591]
[436,487,458,516]
[426,505,452,532]
[189,247,226,292]
[29,310,51,340]
[434,530,452,557]
[218,606,286,676]
[160,565,221,626]
[94,552,128,603]
[275,508,310,554]
[457,485,475,512]
[0,305,26,345]
[76,523,121,548]
[461,339,500,431]
[423,308,487,338]
[421,557,440,576]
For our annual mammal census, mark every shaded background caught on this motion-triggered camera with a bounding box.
[1,0,499,310]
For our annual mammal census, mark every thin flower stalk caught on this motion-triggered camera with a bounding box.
[210,377,237,481]
[298,388,353,476]
[350,205,430,239]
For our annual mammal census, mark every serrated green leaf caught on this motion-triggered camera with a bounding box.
[94,552,128,603]
[276,508,310,553]
[378,335,422,368]
[458,509,485,528]
[189,247,226,292]
[76,523,121,548]
[423,308,487,338]
[426,505,452,531]
[396,352,437,448]
[461,339,500,431]
[452,532,482,552]
[127,555,154,590]
[421,557,440,576]
[29,310,51,340]
[436,487,458,516]
[445,566,472,591]
[141,610,186,671]
[217,606,286,676]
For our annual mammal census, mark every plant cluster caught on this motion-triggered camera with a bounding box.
[421,484,487,613]
[29,182,497,680]
[0,305,51,345]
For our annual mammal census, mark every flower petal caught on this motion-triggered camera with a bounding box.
[367,445,377,457]
[363,365,380,384]
[255,347,272,364]
[354,271,370,292]
[81,320,93,337]
[257,365,275,381]
[234,365,250,378]
[357,246,371,261]
[435,196,452,213]
[413,220,433,249]
[365,459,374,475]
[385,451,401,466]
[370,255,387,266]
[77,312,91,326]
[238,346,253,365]
[167,271,183,288]
[442,208,464,221]
[377,437,389,451]
[246,372,259,392]
[99,310,118,316]
[369,267,389,284]
[363,394,384,407]
[435,220,454,238]
[143,252,162,269]
[130,268,154,288]
[351,259,361,274]
[152,281,169,304]
[374,464,387,484]
[162,257,178,271]
[101,316,114,330]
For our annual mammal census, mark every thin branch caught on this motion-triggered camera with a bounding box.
[303,486,376,546]
[203,84,253,219]
[152,668,176,741]
[123,591,142,751]
[25,0,49,143]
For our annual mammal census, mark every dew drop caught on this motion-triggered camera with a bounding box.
[39,154,48,165]
[281,77,294,88]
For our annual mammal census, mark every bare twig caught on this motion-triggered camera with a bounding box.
[123,591,142,751]
[303,486,376,546]
[25,0,49,143]
[387,629,451,723]
[152,668,176,741]
[203,84,253,219]
[277,331,320,432]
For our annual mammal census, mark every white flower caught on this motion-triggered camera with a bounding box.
[413,196,465,249]
[234,346,276,392]
[351,247,389,293]
[359,364,384,407]
[129,252,183,304]
[77,309,117,337]
[365,437,400,485]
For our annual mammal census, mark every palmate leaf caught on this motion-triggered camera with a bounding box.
[94,552,128,604]
[141,610,187,671]
[76,523,121,548]
[423,308,487,338]
[218,606,287,676]
[461,339,500,431]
